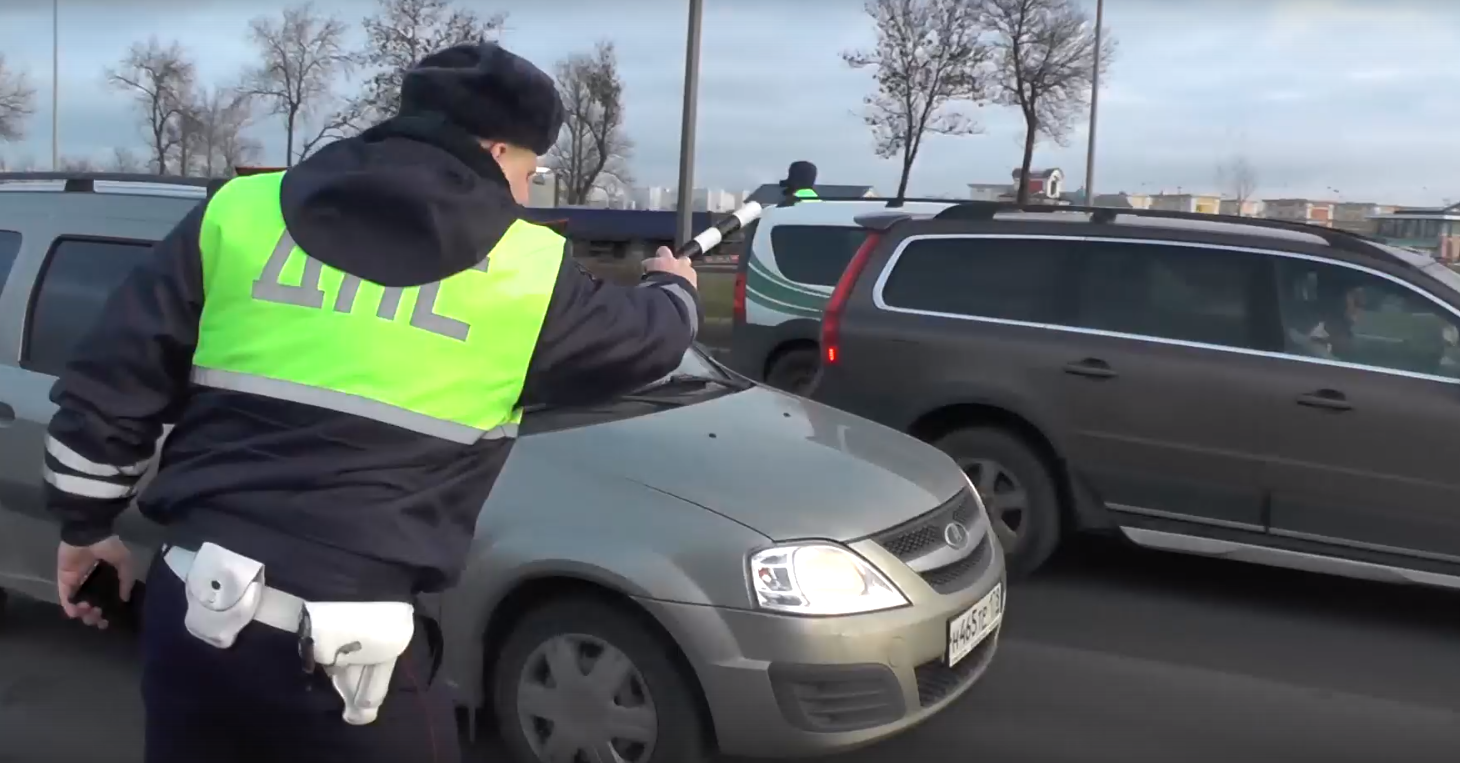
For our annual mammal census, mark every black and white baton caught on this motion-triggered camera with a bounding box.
[673,201,766,259]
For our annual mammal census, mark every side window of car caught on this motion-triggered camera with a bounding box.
[0,230,20,297]
[769,225,869,286]
[1274,257,1460,379]
[22,237,154,376]
[879,237,1074,324]
[1076,241,1267,351]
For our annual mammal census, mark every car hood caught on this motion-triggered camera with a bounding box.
[533,386,966,541]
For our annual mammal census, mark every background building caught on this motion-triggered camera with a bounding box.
[1149,193,1221,214]
[1263,198,1336,227]
[1371,203,1460,261]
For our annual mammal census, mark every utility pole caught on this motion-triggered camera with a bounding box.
[674,0,704,248]
[51,0,59,170]
[1083,0,1104,204]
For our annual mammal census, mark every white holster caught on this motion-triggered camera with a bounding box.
[303,601,416,726]
[167,543,417,726]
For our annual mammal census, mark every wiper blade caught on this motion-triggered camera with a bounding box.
[634,372,751,394]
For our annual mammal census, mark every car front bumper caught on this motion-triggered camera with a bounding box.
[637,533,1005,758]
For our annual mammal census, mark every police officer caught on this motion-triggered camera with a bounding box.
[780,159,820,202]
[43,42,700,763]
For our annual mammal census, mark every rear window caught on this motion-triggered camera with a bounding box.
[23,237,155,376]
[0,230,19,296]
[768,225,868,286]
[879,237,1073,324]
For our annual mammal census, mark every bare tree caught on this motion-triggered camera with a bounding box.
[106,146,146,173]
[986,0,1114,204]
[1216,154,1259,215]
[241,2,352,165]
[59,155,99,172]
[0,54,37,142]
[337,0,507,133]
[843,0,992,199]
[178,86,261,176]
[0,153,37,171]
[107,39,197,174]
[546,41,633,205]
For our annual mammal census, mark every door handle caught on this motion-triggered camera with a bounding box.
[0,402,13,426]
[1063,358,1117,379]
[1295,389,1352,411]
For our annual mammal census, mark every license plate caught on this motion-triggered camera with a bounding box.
[947,583,1004,667]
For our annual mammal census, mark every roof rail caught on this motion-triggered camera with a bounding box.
[773,194,960,209]
[0,171,212,189]
[933,201,1395,260]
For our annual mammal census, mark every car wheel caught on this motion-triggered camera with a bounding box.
[933,427,1062,578]
[764,346,820,395]
[492,597,708,763]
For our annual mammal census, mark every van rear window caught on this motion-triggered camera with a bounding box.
[769,225,868,287]
[0,230,19,297]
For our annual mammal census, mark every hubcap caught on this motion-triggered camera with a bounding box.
[963,459,1030,554]
[517,634,658,763]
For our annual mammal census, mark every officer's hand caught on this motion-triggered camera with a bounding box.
[643,247,698,290]
[57,536,135,630]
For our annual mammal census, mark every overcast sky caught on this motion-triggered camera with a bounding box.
[0,0,1456,205]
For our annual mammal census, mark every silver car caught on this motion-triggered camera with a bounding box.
[0,175,1006,762]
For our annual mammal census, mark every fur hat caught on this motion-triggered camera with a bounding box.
[399,42,565,155]
[779,160,818,191]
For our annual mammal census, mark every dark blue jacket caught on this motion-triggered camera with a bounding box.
[43,116,700,598]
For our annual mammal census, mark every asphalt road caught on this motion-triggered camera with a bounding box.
[5,538,1460,763]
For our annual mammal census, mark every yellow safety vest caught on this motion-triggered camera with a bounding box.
[190,172,562,444]
[793,188,821,202]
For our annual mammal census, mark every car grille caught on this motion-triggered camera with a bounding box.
[870,488,992,594]
[768,663,906,732]
[913,628,1000,707]
[873,488,980,561]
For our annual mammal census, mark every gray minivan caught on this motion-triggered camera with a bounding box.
[0,174,1005,763]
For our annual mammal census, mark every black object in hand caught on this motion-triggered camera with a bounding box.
[72,560,132,625]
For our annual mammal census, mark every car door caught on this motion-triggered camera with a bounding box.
[0,224,62,602]
[1258,254,1460,561]
[1054,238,1277,530]
[0,221,170,600]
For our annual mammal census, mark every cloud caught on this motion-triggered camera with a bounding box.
[0,0,1457,206]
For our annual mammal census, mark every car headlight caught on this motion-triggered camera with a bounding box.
[749,542,909,616]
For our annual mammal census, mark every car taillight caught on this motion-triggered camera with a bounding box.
[821,232,881,365]
[732,269,747,324]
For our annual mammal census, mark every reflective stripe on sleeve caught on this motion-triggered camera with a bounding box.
[190,368,517,444]
[654,282,701,338]
[42,466,138,500]
[46,436,151,478]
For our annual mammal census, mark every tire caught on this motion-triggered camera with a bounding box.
[764,346,820,395]
[492,597,708,763]
[932,427,1062,578]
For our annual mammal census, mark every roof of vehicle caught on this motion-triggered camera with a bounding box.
[856,200,1421,272]
[0,172,215,199]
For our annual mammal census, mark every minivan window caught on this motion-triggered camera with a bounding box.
[769,225,868,286]
[879,237,1073,324]
[1274,257,1460,379]
[1076,241,1266,351]
[23,237,154,376]
[0,230,19,297]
